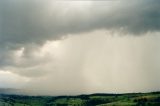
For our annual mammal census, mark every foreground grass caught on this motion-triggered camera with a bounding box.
[0,92,160,106]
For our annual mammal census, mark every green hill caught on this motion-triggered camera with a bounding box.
[0,92,160,106]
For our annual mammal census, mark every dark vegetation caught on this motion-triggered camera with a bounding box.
[0,92,160,106]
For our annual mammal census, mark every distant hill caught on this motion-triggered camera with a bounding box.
[0,88,25,95]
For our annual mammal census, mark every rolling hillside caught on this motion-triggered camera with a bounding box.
[0,92,160,106]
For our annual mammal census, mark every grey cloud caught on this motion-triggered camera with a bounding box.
[0,0,160,69]
[0,0,160,95]
[0,0,160,47]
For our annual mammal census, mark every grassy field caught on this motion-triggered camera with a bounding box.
[0,92,160,106]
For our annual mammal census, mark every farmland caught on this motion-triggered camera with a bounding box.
[0,92,160,106]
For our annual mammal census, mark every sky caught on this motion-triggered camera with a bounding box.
[0,0,160,95]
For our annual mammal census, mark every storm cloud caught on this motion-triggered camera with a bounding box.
[0,0,160,95]
[0,0,160,46]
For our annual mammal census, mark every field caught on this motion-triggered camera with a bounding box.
[0,92,160,106]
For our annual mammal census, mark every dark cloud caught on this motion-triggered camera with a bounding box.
[0,0,160,47]
[0,0,159,74]
[0,0,160,95]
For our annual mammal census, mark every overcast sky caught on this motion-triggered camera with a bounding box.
[0,0,160,95]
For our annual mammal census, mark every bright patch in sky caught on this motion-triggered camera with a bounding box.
[0,71,30,88]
